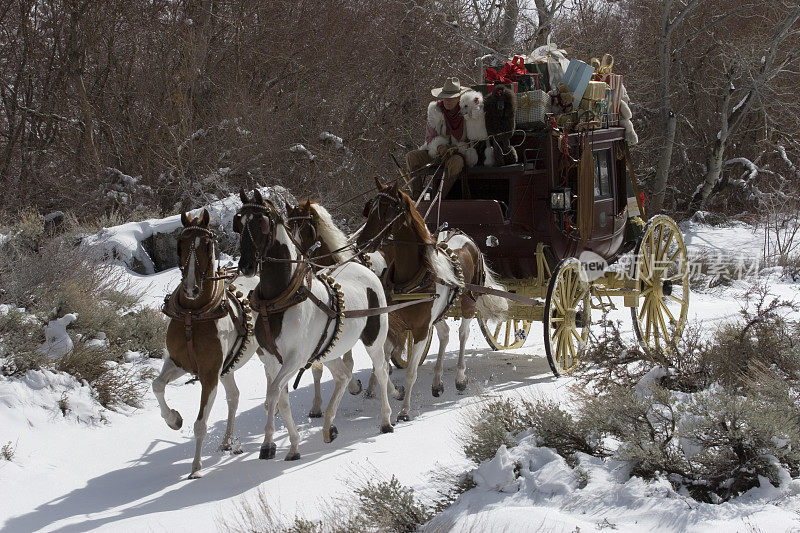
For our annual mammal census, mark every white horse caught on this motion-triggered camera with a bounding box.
[236,190,394,460]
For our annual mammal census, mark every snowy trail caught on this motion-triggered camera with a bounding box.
[2,218,799,532]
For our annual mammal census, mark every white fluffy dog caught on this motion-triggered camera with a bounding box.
[459,90,494,167]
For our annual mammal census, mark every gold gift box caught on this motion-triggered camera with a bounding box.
[584,81,610,101]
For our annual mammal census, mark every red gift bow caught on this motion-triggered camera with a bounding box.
[485,55,528,83]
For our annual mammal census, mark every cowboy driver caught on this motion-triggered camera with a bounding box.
[406,77,469,198]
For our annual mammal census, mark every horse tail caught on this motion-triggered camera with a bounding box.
[475,256,508,322]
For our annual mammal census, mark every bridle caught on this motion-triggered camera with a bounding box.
[178,226,218,293]
[234,202,282,268]
[359,191,408,252]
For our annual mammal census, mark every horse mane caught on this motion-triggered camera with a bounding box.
[309,201,351,263]
[397,189,459,286]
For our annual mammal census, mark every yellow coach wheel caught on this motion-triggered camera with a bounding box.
[543,258,591,377]
[391,330,432,369]
[631,215,690,354]
[479,319,532,350]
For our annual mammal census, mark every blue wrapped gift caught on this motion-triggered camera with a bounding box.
[562,59,595,104]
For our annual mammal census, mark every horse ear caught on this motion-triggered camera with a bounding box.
[254,189,264,205]
[181,212,190,226]
[239,189,249,204]
[362,200,372,218]
[374,176,386,190]
[200,208,210,227]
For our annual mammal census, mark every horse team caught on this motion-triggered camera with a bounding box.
[153,183,507,478]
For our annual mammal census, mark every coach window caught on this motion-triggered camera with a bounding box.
[594,149,612,200]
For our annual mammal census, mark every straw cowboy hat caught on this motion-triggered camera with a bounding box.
[431,77,469,99]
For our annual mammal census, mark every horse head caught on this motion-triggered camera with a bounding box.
[357,178,418,253]
[178,208,216,300]
[234,189,281,277]
[286,198,320,256]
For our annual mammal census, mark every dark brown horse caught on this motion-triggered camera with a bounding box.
[153,209,260,478]
[356,180,507,420]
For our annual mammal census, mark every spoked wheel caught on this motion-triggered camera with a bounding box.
[631,214,690,353]
[391,329,432,369]
[479,319,532,350]
[543,258,591,377]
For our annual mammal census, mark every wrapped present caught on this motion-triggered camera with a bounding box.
[562,59,595,104]
[524,63,550,92]
[516,90,551,127]
[604,74,623,124]
[584,81,610,101]
[484,56,528,85]
[516,73,536,92]
[590,54,614,80]
[528,40,569,87]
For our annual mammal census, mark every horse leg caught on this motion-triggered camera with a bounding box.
[219,372,241,453]
[455,317,472,392]
[396,331,429,422]
[309,363,324,418]
[260,363,294,460]
[277,385,301,461]
[189,378,218,479]
[152,357,186,430]
[344,350,363,395]
[321,358,350,443]
[431,321,450,397]
[365,344,394,434]
[367,338,403,400]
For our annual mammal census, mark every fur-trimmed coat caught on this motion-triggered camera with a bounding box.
[420,101,463,159]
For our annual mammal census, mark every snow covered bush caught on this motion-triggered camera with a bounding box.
[0,224,165,409]
[463,398,531,463]
[463,284,800,503]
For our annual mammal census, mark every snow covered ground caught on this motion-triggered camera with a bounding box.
[1,219,799,532]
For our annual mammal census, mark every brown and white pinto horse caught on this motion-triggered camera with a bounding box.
[286,199,404,410]
[153,209,262,479]
[357,180,507,420]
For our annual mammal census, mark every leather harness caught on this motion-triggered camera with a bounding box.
[162,274,250,377]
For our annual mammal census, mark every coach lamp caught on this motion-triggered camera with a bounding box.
[550,187,572,211]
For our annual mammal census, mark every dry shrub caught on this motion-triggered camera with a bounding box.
[463,398,530,463]
[0,228,165,407]
[1,441,15,461]
[219,475,434,533]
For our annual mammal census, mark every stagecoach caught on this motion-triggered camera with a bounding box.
[396,125,690,376]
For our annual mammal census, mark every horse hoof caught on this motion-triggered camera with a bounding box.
[455,380,468,392]
[381,424,394,434]
[394,385,406,401]
[364,389,375,399]
[259,443,276,460]
[396,413,410,423]
[349,379,363,395]
[188,471,203,479]
[285,452,301,461]
[219,443,231,452]
[308,410,323,418]
[432,383,444,397]
[328,425,338,442]
[168,410,183,430]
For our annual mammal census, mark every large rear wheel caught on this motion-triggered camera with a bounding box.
[630,215,690,353]
[391,329,432,369]
[543,258,591,376]
[479,319,532,350]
